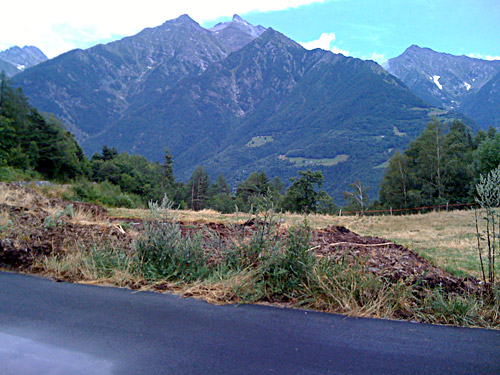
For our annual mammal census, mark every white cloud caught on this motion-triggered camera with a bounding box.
[467,53,500,61]
[300,32,336,50]
[0,0,326,58]
[300,32,349,56]
[366,52,386,64]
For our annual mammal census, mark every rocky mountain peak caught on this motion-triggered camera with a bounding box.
[0,45,47,77]
[210,15,266,51]
[405,44,422,52]
[161,14,203,31]
[0,45,47,70]
[232,14,245,22]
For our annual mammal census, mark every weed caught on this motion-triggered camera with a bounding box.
[475,166,500,288]
[43,204,73,228]
[257,220,314,301]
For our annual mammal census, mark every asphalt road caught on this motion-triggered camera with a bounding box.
[1,271,499,375]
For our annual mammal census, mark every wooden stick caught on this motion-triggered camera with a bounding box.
[328,242,393,247]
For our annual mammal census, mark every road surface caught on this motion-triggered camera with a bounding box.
[1,271,499,374]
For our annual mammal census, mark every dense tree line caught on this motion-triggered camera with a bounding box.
[379,118,499,209]
[7,71,497,215]
[86,145,337,213]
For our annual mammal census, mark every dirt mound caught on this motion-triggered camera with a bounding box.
[0,183,129,270]
[311,226,477,293]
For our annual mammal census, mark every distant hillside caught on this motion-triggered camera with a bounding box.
[0,46,47,77]
[383,45,500,129]
[12,16,471,200]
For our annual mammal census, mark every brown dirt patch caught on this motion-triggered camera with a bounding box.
[311,226,478,293]
[0,183,131,270]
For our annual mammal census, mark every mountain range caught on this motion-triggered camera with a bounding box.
[0,46,47,77]
[9,15,478,200]
[384,45,500,129]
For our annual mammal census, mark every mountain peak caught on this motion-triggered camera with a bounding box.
[407,44,422,51]
[232,14,245,22]
[177,14,195,22]
[0,45,47,75]
[210,15,267,51]
[165,14,202,29]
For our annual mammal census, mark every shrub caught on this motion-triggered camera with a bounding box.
[136,196,210,282]
[67,179,143,208]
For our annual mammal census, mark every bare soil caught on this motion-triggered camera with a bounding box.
[0,183,130,270]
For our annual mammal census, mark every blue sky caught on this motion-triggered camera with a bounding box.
[207,0,500,63]
[1,0,499,63]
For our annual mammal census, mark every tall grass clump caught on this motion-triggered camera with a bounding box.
[304,257,405,317]
[39,242,139,286]
[136,196,210,282]
[475,165,500,293]
[256,220,315,301]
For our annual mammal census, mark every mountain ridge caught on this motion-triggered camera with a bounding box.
[11,16,472,200]
[384,45,500,128]
[0,45,47,77]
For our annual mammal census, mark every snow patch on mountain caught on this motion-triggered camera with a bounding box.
[432,75,443,90]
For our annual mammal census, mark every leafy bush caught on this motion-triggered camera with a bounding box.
[66,179,143,208]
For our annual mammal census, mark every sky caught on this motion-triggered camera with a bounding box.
[1,0,499,64]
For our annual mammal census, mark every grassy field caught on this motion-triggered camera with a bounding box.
[283,155,349,167]
[110,207,485,278]
[246,136,274,148]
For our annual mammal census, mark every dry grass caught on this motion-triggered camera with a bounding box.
[25,182,71,200]
[37,244,140,288]
[0,208,10,227]
[68,206,95,225]
[0,183,38,208]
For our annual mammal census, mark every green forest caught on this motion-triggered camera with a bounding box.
[378,119,500,211]
[1,74,498,214]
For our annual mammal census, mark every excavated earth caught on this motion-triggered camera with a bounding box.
[0,183,478,294]
[0,183,131,270]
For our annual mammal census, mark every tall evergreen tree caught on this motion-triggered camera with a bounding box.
[236,171,270,211]
[283,170,325,213]
[380,119,477,209]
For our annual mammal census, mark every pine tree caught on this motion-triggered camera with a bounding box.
[283,170,325,213]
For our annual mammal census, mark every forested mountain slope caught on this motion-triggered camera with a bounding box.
[12,16,470,199]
